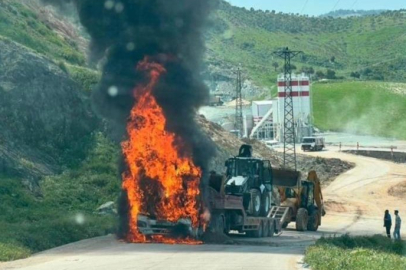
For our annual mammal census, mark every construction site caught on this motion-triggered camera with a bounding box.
[3,44,406,269]
[1,1,406,270]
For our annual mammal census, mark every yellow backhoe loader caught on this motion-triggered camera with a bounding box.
[272,170,325,231]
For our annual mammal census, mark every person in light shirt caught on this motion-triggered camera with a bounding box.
[393,210,401,240]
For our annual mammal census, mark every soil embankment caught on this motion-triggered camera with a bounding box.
[199,116,353,182]
[344,149,406,164]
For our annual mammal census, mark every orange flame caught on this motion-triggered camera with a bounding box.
[121,57,203,244]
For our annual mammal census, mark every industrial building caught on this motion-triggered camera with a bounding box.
[247,73,313,142]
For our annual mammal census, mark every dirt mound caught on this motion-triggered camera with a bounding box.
[198,116,354,182]
[325,200,347,213]
[388,182,406,198]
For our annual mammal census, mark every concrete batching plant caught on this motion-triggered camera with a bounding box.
[248,73,313,142]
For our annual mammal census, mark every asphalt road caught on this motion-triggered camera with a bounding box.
[2,147,405,270]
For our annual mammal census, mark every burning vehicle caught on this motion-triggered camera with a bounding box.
[120,59,208,243]
[60,0,218,244]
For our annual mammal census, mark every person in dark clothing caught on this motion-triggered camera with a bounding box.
[384,209,392,238]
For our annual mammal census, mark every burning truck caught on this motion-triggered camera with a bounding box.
[63,0,218,244]
[120,59,207,244]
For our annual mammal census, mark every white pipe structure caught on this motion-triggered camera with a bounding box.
[249,107,273,139]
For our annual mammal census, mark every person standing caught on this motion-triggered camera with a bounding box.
[384,210,392,238]
[394,210,402,240]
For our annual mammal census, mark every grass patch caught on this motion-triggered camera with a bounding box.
[0,133,121,261]
[305,234,406,270]
[0,243,31,262]
[67,65,101,93]
[312,81,406,140]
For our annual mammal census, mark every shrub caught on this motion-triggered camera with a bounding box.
[58,61,68,73]
[67,65,101,93]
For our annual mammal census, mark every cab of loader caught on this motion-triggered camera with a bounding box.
[282,182,314,208]
[222,144,274,217]
[299,181,315,209]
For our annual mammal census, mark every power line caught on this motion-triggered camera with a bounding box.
[234,67,243,138]
[300,0,310,14]
[273,48,303,171]
[351,0,359,9]
[331,0,341,12]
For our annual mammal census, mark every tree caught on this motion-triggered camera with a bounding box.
[330,56,336,63]
[326,69,336,79]
[301,66,315,75]
[350,71,360,79]
[272,62,279,71]
[361,68,373,76]
[315,70,325,79]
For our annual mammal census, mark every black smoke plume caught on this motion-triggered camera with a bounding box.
[41,0,217,237]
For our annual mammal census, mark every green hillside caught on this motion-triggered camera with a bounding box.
[0,0,85,65]
[0,1,113,260]
[0,0,99,92]
[312,81,406,140]
[0,134,119,261]
[208,2,406,87]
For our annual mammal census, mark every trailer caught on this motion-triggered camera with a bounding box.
[206,145,295,237]
[208,184,282,237]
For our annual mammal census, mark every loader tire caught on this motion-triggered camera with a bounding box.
[260,192,271,217]
[252,222,263,238]
[307,211,319,231]
[296,208,309,232]
[248,189,261,217]
[268,220,275,237]
[262,221,269,237]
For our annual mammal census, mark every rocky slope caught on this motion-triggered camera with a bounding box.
[0,38,97,194]
[203,59,272,100]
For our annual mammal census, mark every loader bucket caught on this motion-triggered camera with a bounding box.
[272,168,301,188]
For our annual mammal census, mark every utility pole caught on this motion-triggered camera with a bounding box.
[234,67,243,138]
[273,47,302,171]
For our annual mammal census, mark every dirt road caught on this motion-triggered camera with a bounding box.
[2,147,405,270]
[306,147,406,225]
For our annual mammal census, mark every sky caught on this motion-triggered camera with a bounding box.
[227,0,406,16]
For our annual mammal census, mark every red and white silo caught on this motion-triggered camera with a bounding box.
[273,73,313,141]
